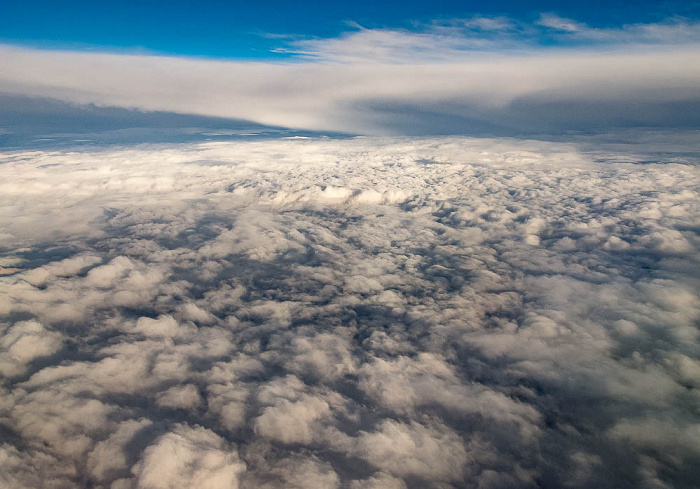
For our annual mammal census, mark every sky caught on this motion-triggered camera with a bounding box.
[2,0,698,59]
[1,3,700,489]
[1,0,700,139]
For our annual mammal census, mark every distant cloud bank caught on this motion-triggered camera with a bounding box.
[0,137,698,487]
[1,15,699,136]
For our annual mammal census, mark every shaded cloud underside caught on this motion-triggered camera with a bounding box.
[0,137,699,488]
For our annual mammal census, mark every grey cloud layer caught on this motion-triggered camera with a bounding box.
[0,137,699,488]
[1,41,699,135]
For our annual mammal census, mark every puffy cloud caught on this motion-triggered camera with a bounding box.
[0,443,76,489]
[358,353,541,440]
[24,253,102,286]
[269,330,357,381]
[608,417,700,457]
[349,472,407,489]
[155,384,202,409]
[0,320,63,377]
[249,454,340,489]
[253,375,345,445]
[87,418,154,483]
[343,420,469,481]
[4,386,115,459]
[131,315,196,339]
[131,424,245,489]
[0,135,698,488]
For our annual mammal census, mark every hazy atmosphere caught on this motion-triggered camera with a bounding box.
[1,1,699,488]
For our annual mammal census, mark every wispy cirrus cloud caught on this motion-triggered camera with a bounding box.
[536,13,588,32]
[535,14,700,44]
[283,15,700,63]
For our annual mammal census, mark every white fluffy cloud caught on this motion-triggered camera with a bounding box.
[0,320,63,377]
[131,424,246,489]
[0,136,698,488]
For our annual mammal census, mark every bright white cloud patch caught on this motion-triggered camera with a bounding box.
[0,136,698,488]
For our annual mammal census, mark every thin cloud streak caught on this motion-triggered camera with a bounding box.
[289,16,700,62]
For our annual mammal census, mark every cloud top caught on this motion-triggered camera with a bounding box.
[0,136,698,487]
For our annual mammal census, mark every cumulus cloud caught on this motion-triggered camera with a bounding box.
[131,424,246,489]
[342,419,470,481]
[0,135,698,488]
[0,320,63,377]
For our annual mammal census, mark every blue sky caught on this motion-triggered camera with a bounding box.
[1,0,698,59]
